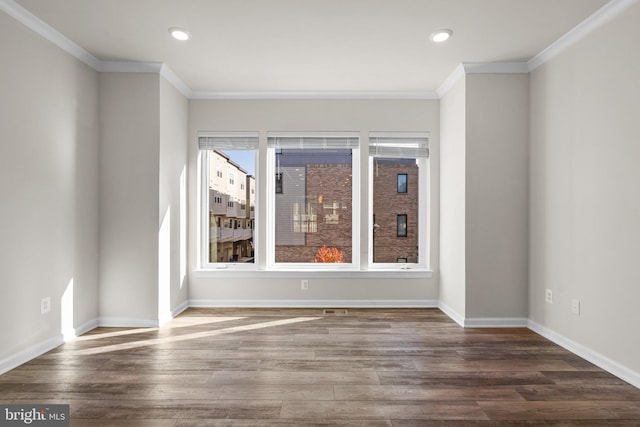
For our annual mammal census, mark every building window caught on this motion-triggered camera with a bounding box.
[369,132,429,267]
[268,132,359,266]
[199,132,258,266]
[397,214,408,237]
[397,174,408,193]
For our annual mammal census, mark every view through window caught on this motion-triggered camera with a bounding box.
[199,131,429,270]
[199,133,258,265]
[268,133,359,265]
[369,132,429,266]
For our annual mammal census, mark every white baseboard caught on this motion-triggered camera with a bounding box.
[437,303,528,328]
[464,317,529,328]
[528,320,640,389]
[98,317,159,328]
[437,301,465,326]
[0,335,63,375]
[171,300,190,317]
[63,318,99,341]
[188,299,439,308]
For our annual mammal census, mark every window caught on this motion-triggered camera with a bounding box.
[397,174,408,193]
[369,132,429,268]
[198,130,429,273]
[267,132,359,267]
[397,214,407,237]
[198,132,258,266]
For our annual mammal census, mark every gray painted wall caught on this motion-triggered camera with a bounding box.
[98,72,160,324]
[529,2,640,375]
[99,72,189,325]
[0,12,99,363]
[188,99,441,304]
[465,73,529,319]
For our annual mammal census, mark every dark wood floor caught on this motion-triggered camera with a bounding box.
[1,308,639,426]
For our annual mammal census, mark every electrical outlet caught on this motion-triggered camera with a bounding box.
[571,299,580,315]
[545,289,553,304]
[301,280,309,290]
[41,297,51,314]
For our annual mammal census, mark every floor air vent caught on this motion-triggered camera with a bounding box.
[322,308,348,315]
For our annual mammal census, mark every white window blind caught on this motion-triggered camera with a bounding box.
[369,132,429,158]
[267,132,359,149]
[198,131,259,150]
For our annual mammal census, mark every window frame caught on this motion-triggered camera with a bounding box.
[367,131,429,270]
[266,131,360,270]
[198,132,259,271]
[197,130,430,275]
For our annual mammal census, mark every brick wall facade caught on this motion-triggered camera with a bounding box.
[275,164,353,263]
[372,161,419,263]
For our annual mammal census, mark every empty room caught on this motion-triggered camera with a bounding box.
[1,0,639,425]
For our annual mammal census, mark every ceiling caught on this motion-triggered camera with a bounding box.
[11,0,610,95]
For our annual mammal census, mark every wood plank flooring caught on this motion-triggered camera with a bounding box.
[1,308,639,426]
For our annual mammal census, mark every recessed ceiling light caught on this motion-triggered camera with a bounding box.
[430,29,453,43]
[169,27,191,41]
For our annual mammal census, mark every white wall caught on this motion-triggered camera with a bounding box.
[465,73,529,319]
[159,77,189,320]
[439,78,467,319]
[99,73,160,325]
[529,2,640,377]
[188,99,440,305]
[0,11,99,369]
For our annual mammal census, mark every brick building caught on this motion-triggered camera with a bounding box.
[274,149,352,262]
[274,149,418,264]
[372,158,419,263]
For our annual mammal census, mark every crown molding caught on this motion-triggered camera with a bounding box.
[463,62,529,74]
[190,90,439,100]
[0,0,102,70]
[436,64,466,99]
[159,64,194,98]
[528,0,638,71]
[99,61,163,74]
[436,62,529,98]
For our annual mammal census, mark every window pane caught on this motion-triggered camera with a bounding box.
[207,150,255,263]
[397,174,407,193]
[397,214,408,237]
[274,148,352,263]
[372,158,418,263]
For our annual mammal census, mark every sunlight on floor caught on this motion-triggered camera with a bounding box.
[69,317,322,356]
[75,316,245,342]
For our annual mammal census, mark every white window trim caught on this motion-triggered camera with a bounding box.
[367,131,430,271]
[198,132,259,271]
[198,130,431,275]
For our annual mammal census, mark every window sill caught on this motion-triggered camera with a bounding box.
[192,269,432,279]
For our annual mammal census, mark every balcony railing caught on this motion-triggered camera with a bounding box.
[210,227,253,242]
